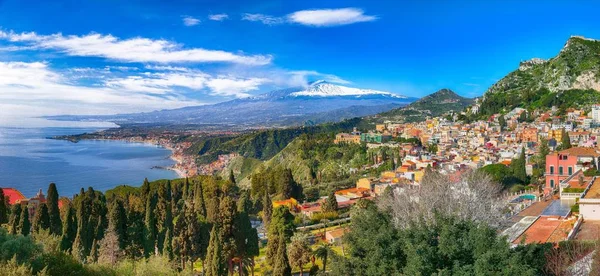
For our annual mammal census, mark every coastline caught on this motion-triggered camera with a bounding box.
[51,135,192,179]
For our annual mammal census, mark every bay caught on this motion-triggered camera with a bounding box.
[0,127,178,198]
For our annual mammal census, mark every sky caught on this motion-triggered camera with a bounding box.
[1,0,600,127]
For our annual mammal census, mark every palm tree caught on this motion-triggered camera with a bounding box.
[313,243,331,273]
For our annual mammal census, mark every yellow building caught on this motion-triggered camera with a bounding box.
[548,129,563,141]
[334,133,361,144]
[356,178,372,190]
[414,170,424,183]
[376,124,386,132]
[273,198,298,210]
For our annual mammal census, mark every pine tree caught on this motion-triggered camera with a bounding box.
[18,206,30,236]
[272,235,292,276]
[8,204,22,235]
[60,203,77,252]
[32,203,50,232]
[47,183,62,235]
[287,234,312,276]
[262,191,272,230]
[0,188,8,224]
[98,228,122,267]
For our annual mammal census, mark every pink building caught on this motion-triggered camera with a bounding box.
[545,148,600,195]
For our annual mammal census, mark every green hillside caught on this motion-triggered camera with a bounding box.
[478,36,600,116]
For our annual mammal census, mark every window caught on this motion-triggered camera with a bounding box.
[550,166,554,174]
[559,166,564,175]
[568,167,573,175]
[550,179,555,188]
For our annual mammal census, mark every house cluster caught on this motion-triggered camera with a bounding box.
[0,188,69,218]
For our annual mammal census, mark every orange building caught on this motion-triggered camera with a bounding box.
[520,128,538,142]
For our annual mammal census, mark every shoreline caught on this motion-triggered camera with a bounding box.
[52,136,191,179]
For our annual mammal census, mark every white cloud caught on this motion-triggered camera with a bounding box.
[0,61,202,126]
[208,14,229,21]
[105,72,209,94]
[0,30,272,65]
[288,8,377,27]
[288,70,351,86]
[241,13,285,25]
[205,77,269,97]
[182,16,201,26]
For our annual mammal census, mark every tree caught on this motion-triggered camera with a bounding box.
[512,147,528,184]
[107,199,127,249]
[141,178,150,203]
[272,235,292,276]
[498,115,507,131]
[18,206,30,236]
[32,203,50,232]
[60,203,77,252]
[378,170,506,229]
[321,191,338,213]
[538,137,549,174]
[144,192,158,257]
[229,169,236,185]
[162,228,172,260]
[205,224,226,276]
[0,188,8,224]
[9,204,22,235]
[193,180,207,218]
[97,228,122,266]
[287,234,312,276]
[313,243,330,273]
[262,191,272,230]
[266,206,294,267]
[47,183,62,235]
[560,128,572,150]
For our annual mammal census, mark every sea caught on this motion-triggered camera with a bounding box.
[0,127,179,198]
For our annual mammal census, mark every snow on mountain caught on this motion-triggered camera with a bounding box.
[288,81,407,98]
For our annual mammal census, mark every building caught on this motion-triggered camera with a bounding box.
[334,133,361,144]
[325,227,348,244]
[0,188,26,205]
[592,104,600,124]
[545,147,600,194]
[520,128,538,142]
[579,178,600,220]
[360,132,391,143]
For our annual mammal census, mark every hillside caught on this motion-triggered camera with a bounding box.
[362,88,473,125]
[478,36,600,116]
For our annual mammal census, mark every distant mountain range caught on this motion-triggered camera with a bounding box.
[363,88,474,124]
[478,36,600,116]
[48,81,416,128]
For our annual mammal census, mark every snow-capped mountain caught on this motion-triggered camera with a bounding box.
[48,81,417,129]
[289,80,407,98]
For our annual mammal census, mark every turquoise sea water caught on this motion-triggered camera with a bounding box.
[0,127,178,198]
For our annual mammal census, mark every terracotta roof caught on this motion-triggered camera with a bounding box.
[1,188,26,205]
[559,147,600,157]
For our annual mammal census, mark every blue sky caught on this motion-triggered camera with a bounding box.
[1,0,600,126]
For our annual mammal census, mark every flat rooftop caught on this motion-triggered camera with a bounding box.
[502,216,538,243]
[515,216,562,244]
[583,178,600,199]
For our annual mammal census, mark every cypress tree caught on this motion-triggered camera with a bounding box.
[18,206,30,236]
[0,188,8,224]
[561,128,572,150]
[60,203,77,252]
[272,235,292,276]
[163,228,173,260]
[538,137,550,174]
[498,115,506,131]
[108,199,128,249]
[229,169,236,184]
[144,192,158,257]
[88,238,99,263]
[205,224,226,276]
[47,183,62,235]
[322,191,338,212]
[262,191,272,230]
[32,203,50,232]
[266,206,294,267]
[182,177,190,201]
[9,204,22,235]
[194,180,207,217]
[141,178,150,204]
[513,147,528,183]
